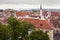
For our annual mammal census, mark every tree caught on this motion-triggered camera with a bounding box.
[7,17,24,40]
[0,23,10,40]
[20,21,35,40]
[7,17,50,40]
[7,17,35,40]
[27,30,50,40]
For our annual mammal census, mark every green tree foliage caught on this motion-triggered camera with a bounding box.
[0,16,50,40]
[20,21,35,40]
[0,23,10,40]
[7,17,35,40]
[7,17,24,40]
[27,30,50,40]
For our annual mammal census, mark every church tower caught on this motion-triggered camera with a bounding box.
[40,4,45,20]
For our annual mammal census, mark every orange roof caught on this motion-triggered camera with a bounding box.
[51,12,59,16]
[25,18,39,28]
[16,11,28,17]
[19,18,53,30]
[39,20,53,30]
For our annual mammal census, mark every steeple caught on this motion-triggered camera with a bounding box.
[40,4,45,20]
[40,4,42,10]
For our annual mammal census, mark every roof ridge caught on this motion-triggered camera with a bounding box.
[45,20,53,30]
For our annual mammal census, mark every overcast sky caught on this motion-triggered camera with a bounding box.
[0,0,60,9]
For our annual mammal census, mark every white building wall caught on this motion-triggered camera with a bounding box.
[43,30,53,40]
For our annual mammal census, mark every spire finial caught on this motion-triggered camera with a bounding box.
[40,4,42,10]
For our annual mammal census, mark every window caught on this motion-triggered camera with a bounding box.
[40,24,43,26]
[45,31,49,33]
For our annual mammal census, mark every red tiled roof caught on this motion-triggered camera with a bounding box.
[51,12,59,16]
[50,18,60,28]
[29,12,40,17]
[16,11,28,17]
[25,18,39,28]
[19,18,53,30]
[39,20,53,30]
[0,17,7,23]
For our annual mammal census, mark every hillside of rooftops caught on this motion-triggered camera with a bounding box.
[0,9,60,28]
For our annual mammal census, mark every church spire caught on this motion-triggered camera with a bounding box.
[40,4,42,10]
[40,4,45,20]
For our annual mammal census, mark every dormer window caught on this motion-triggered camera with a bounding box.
[40,24,43,26]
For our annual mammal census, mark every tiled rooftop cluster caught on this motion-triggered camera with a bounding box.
[0,9,60,29]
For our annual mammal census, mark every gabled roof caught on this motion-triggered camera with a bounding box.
[39,20,53,30]
[19,18,53,30]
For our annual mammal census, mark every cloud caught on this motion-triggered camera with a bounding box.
[0,0,40,4]
[0,4,40,10]
[0,0,60,5]
[0,0,60,9]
